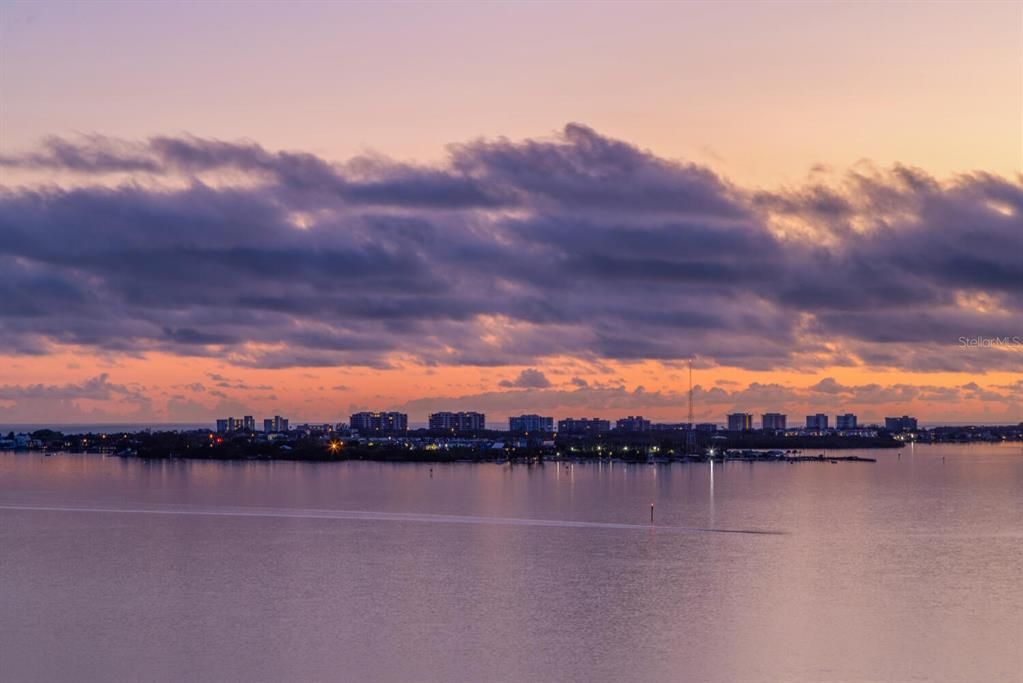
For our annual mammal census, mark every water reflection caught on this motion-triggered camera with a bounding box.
[1,444,1021,683]
[709,459,715,527]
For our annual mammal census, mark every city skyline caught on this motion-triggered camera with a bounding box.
[1,2,1021,425]
[210,409,926,433]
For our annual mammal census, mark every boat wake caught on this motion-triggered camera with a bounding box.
[0,502,785,535]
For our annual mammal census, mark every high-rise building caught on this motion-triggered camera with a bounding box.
[836,413,858,430]
[508,414,554,433]
[263,415,290,433]
[615,415,651,432]
[885,415,918,432]
[557,418,611,434]
[217,417,247,432]
[727,413,753,431]
[243,416,256,432]
[762,413,787,431]
[350,412,408,434]
[428,411,485,432]
[806,414,829,430]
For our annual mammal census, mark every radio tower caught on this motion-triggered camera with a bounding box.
[688,358,694,427]
[686,358,696,454]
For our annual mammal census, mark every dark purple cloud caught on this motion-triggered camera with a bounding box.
[0,125,1020,372]
[499,369,553,389]
[0,373,142,401]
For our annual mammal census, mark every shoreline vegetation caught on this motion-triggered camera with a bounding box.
[4,424,1020,463]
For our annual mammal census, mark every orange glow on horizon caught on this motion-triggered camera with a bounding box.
[1,346,1020,426]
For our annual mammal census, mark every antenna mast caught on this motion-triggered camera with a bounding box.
[688,358,694,427]
[686,358,696,456]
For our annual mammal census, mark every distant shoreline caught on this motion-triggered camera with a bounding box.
[4,424,1021,463]
[3,449,885,465]
[2,421,1020,435]
[3,429,905,460]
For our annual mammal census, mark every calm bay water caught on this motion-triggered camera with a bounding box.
[1,443,1021,683]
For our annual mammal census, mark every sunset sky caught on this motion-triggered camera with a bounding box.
[1,1,1021,426]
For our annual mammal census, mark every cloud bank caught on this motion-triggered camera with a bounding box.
[1,124,1020,374]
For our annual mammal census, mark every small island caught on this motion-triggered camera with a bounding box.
[6,423,1019,464]
[6,422,1020,464]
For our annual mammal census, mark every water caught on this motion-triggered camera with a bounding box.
[1,443,1020,683]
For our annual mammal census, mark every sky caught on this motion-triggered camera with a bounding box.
[0,0,1021,427]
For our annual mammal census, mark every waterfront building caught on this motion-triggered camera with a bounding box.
[350,411,408,434]
[885,415,918,432]
[806,414,829,431]
[727,413,753,431]
[263,415,289,433]
[836,413,858,430]
[615,415,651,432]
[557,418,611,434]
[651,422,690,431]
[761,413,787,431]
[695,423,718,432]
[216,416,250,433]
[428,411,485,432]
[508,414,554,433]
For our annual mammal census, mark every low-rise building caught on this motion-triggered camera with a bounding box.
[885,415,918,432]
[650,422,691,431]
[557,418,611,435]
[615,415,651,432]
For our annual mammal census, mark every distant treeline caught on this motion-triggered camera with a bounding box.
[706,433,903,450]
[10,424,1020,462]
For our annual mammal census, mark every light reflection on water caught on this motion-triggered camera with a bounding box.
[1,443,1021,683]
